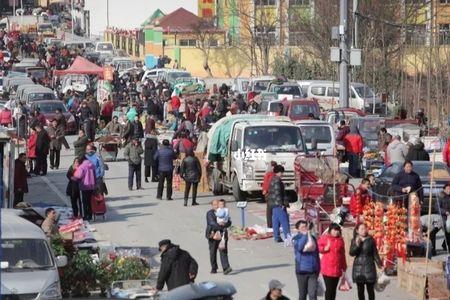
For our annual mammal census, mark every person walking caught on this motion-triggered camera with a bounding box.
[35,124,50,176]
[318,223,347,300]
[124,138,144,190]
[205,199,232,275]
[292,220,320,300]
[144,131,158,183]
[154,139,176,200]
[74,129,89,159]
[72,156,96,220]
[55,108,70,149]
[14,153,28,206]
[66,158,81,218]
[27,127,37,175]
[343,125,363,178]
[47,119,63,170]
[180,148,201,206]
[262,161,277,228]
[350,223,383,300]
[156,239,198,292]
[85,144,106,194]
[262,280,290,300]
[267,165,291,243]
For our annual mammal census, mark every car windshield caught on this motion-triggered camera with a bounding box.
[29,93,55,101]
[291,104,318,117]
[253,80,270,92]
[300,126,332,144]
[168,72,191,81]
[35,102,67,113]
[354,86,375,98]
[273,85,302,96]
[98,43,113,51]
[241,81,249,91]
[1,239,53,271]
[383,163,449,179]
[358,119,381,137]
[38,24,52,30]
[28,70,46,78]
[115,61,134,70]
[244,126,304,152]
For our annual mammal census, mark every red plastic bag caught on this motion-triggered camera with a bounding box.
[338,273,352,291]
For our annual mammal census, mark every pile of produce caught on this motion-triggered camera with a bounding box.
[363,151,381,160]
[373,202,384,250]
[363,202,375,234]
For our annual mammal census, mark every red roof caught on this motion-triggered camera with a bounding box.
[53,56,104,78]
[158,8,202,33]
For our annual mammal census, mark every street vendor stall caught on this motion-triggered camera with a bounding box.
[96,135,121,162]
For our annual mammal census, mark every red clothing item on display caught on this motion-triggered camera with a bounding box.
[318,234,347,278]
[443,140,450,167]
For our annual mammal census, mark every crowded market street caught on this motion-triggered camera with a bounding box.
[23,136,421,299]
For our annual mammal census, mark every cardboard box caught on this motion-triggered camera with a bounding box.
[396,258,448,300]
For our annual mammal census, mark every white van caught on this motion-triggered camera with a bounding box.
[95,42,114,55]
[296,120,335,156]
[306,81,383,113]
[1,209,67,299]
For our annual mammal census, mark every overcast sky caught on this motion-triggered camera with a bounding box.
[84,0,197,35]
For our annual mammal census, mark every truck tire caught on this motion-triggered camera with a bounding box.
[212,169,223,195]
[232,176,246,202]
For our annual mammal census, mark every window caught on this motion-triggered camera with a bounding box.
[209,39,219,47]
[405,25,427,46]
[255,0,276,6]
[440,0,450,4]
[290,0,309,5]
[179,39,197,46]
[439,24,450,45]
[326,87,339,97]
[310,86,326,96]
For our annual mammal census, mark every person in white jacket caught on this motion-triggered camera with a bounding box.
[386,135,408,164]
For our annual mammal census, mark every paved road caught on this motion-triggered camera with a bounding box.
[24,136,434,299]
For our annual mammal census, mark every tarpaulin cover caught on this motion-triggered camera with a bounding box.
[53,56,104,78]
[206,114,290,162]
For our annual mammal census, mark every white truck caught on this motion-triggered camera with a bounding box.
[206,115,306,201]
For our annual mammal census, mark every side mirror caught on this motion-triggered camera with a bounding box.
[56,255,68,267]
[231,140,238,152]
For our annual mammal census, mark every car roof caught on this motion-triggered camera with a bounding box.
[1,209,46,239]
[296,120,332,125]
[32,100,63,104]
[24,86,53,93]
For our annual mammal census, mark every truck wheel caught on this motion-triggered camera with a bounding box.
[232,176,246,202]
[212,169,223,195]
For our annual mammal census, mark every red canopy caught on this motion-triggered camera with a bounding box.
[53,56,104,78]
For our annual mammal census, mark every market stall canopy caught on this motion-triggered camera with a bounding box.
[53,56,104,78]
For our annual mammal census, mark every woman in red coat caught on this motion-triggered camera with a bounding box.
[318,223,347,300]
[0,108,12,127]
[27,128,37,174]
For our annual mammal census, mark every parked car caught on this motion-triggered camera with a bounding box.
[305,81,384,113]
[95,42,114,56]
[320,108,366,126]
[265,98,320,121]
[268,82,304,99]
[231,77,249,95]
[372,161,450,214]
[30,100,76,134]
[1,209,67,299]
[157,70,192,87]
[247,76,276,99]
[296,120,335,155]
[140,68,170,83]
[23,86,57,106]
[349,116,384,150]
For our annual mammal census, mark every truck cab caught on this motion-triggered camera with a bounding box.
[207,115,306,201]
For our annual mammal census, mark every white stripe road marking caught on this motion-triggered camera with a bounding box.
[40,175,71,206]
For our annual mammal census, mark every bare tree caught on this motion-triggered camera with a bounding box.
[191,19,222,77]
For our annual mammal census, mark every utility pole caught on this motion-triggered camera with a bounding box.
[106,0,110,29]
[71,0,74,37]
[339,0,349,108]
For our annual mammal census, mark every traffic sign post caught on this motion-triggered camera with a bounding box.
[236,201,247,230]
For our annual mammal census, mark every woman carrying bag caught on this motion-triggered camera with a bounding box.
[318,223,347,300]
[350,223,383,300]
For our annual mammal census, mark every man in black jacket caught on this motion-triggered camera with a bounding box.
[156,239,198,292]
[406,139,430,161]
[205,199,232,275]
[391,160,423,205]
[35,125,50,176]
[267,165,291,243]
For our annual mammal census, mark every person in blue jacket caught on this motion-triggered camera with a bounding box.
[292,220,320,300]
